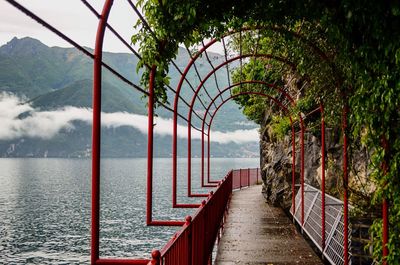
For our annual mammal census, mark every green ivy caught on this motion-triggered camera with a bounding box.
[270,115,292,140]
[133,1,400,262]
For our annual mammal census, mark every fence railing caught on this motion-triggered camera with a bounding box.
[145,167,260,265]
[291,184,352,265]
[158,170,233,264]
[231,168,260,190]
[94,167,259,265]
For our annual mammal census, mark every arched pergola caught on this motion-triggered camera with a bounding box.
[89,3,352,261]
[6,0,390,264]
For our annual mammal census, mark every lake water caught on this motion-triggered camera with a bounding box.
[0,157,259,264]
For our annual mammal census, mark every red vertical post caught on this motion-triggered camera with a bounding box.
[381,135,389,264]
[342,104,349,265]
[247,168,250,187]
[91,1,113,263]
[201,100,213,188]
[185,215,193,265]
[256,167,259,184]
[321,104,326,250]
[201,131,205,187]
[146,65,156,224]
[188,115,192,197]
[383,199,389,264]
[207,130,211,184]
[300,116,305,226]
[172,90,178,207]
[150,250,161,265]
[239,168,242,189]
[382,199,389,265]
[291,118,296,216]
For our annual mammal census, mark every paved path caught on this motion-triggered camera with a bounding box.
[215,185,323,265]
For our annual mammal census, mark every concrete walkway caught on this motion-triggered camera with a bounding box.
[215,185,323,265]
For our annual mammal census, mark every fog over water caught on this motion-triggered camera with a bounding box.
[0,92,259,144]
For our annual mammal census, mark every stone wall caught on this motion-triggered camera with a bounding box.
[260,122,373,209]
[259,121,375,263]
[260,126,326,210]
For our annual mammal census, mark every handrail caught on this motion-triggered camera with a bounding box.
[93,167,258,265]
[231,168,260,190]
[149,168,260,264]
[159,171,233,264]
[291,184,352,265]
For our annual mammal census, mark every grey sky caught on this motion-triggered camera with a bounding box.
[0,0,224,54]
[1,0,147,53]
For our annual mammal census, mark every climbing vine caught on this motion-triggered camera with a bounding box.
[133,1,400,263]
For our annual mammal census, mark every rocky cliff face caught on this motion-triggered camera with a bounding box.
[260,127,322,210]
[257,71,375,264]
[260,122,373,212]
[260,131,293,209]
[260,121,375,263]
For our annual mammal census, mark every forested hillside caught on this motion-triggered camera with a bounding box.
[0,37,258,158]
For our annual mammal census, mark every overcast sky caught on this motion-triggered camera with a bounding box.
[0,0,143,53]
[0,0,224,54]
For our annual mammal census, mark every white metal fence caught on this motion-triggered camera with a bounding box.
[291,184,352,265]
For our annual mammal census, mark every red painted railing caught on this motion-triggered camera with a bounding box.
[145,168,259,265]
[232,168,260,190]
[92,168,258,265]
[159,171,233,265]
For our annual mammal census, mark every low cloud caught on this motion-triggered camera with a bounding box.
[209,129,259,144]
[234,121,257,127]
[0,93,259,144]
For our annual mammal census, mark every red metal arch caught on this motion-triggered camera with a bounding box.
[172,53,297,207]
[172,33,335,219]
[172,84,296,206]
[172,52,300,204]
[4,1,371,264]
[92,1,113,263]
[202,89,296,207]
[188,80,295,192]
[193,89,334,255]
[89,3,353,264]
[170,79,303,234]
[172,79,299,206]
[182,78,306,221]
[169,79,300,213]
[178,76,307,232]
[88,4,342,263]
[174,32,352,259]
[204,92,296,208]
[199,94,331,254]
[203,91,293,185]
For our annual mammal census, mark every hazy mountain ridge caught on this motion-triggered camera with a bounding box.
[0,37,259,158]
[31,79,146,114]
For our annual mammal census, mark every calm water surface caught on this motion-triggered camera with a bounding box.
[0,158,259,264]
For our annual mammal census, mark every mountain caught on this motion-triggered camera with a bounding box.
[0,37,259,158]
[31,79,145,114]
[0,37,141,98]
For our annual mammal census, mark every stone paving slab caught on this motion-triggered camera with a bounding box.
[215,185,323,265]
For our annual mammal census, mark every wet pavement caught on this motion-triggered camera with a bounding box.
[215,185,323,265]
